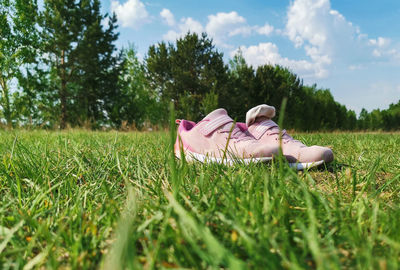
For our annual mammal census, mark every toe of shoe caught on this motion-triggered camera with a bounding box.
[321,147,334,163]
[309,146,334,163]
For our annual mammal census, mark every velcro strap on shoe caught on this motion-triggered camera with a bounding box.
[252,120,279,139]
[199,115,233,136]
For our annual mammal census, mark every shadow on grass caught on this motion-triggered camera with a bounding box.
[315,161,352,173]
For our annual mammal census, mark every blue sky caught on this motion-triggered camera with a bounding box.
[101,0,400,114]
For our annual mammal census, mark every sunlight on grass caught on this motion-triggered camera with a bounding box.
[0,130,399,268]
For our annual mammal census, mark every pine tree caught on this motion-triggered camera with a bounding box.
[40,0,120,128]
[146,32,228,121]
[40,0,82,128]
[0,0,39,127]
[224,50,256,121]
[73,0,121,127]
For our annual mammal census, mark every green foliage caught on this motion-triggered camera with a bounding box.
[72,0,121,127]
[357,100,400,130]
[13,67,61,128]
[146,32,228,121]
[111,46,162,129]
[40,0,81,128]
[40,0,121,129]
[0,0,39,127]
[1,130,400,268]
[223,52,358,131]
[0,5,399,131]
[221,50,256,121]
[201,89,219,116]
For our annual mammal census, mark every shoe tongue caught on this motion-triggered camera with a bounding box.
[246,104,276,126]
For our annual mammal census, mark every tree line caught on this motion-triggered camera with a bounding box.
[1,0,399,131]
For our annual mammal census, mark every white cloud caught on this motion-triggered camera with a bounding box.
[348,64,364,71]
[161,10,275,47]
[181,17,204,33]
[162,11,249,46]
[284,0,400,78]
[111,0,150,29]
[159,1,400,82]
[205,12,247,47]
[368,37,400,59]
[256,23,274,36]
[369,37,391,48]
[229,26,253,37]
[162,17,204,41]
[160,8,175,26]
[285,0,360,77]
[232,43,326,78]
[372,47,400,59]
[204,12,275,47]
[205,12,245,33]
[372,49,381,57]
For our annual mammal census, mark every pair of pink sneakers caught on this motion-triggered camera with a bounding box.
[174,104,333,169]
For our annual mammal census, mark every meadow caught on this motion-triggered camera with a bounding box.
[0,129,399,269]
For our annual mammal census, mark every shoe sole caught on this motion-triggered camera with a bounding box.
[175,150,273,165]
[289,160,326,170]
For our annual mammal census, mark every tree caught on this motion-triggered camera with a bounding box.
[358,108,370,130]
[146,42,171,100]
[12,66,60,128]
[346,110,357,130]
[252,65,303,128]
[0,0,39,127]
[110,46,160,129]
[146,32,228,121]
[355,100,400,130]
[223,50,256,121]
[13,69,41,126]
[40,0,83,128]
[40,0,120,129]
[73,0,121,127]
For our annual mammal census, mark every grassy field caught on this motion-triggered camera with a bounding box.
[0,130,400,269]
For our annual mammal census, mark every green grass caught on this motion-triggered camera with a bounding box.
[0,130,400,269]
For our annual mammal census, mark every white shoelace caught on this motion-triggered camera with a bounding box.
[259,120,302,144]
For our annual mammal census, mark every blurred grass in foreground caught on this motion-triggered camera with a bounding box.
[0,130,399,269]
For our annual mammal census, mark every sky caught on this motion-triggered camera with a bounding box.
[100,0,400,114]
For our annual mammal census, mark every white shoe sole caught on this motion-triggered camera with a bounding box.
[175,150,273,165]
[289,160,326,170]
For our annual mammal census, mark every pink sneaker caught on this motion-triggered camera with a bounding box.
[174,108,279,165]
[239,104,334,170]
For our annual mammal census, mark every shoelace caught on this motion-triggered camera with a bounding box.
[260,120,301,144]
[220,123,253,142]
[199,114,253,142]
